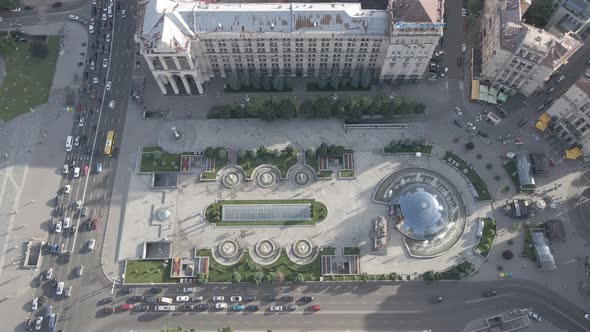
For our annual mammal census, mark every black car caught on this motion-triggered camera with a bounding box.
[453,119,464,128]
[51,278,58,287]
[266,295,277,301]
[62,251,71,263]
[182,304,194,311]
[122,287,132,293]
[38,295,47,306]
[477,130,488,138]
[300,296,314,303]
[244,295,257,302]
[146,297,158,304]
[197,303,210,310]
[25,318,33,331]
[247,305,260,311]
[85,219,92,231]
[150,287,162,293]
[132,295,145,302]
[102,297,114,304]
[281,295,294,302]
[134,304,149,311]
[484,290,497,297]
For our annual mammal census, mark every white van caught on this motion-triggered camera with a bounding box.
[107,5,112,17]
[159,297,173,304]
[155,305,176,312]
[88,239,96,251]
[65,136,73,152]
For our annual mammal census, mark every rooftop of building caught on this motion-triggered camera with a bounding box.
[390,0,443,23]
[574,69,590,96]
[495,0,583,69]
[209,0,390,10]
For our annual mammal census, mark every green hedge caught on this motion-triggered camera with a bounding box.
[476,218,496,257]
[443,151,492,201]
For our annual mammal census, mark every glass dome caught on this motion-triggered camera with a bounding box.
[397,189,449,240]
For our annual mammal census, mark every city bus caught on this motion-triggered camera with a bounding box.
[104,131,115,157]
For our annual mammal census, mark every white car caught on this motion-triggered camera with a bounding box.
[182,287,195,293]
[212,296,224,302]
[79,117,85,127]
[75,201,82,210]
[461,8,467,16]
[106,33,111,42]
[215,303,227,309]
[584,313,590,321]
[46,268,53,280]
[176,296,189,302]
[121,9,126,17]
[102,58,108,68]
[55,221,62,233]
[62,164,69,174]
[270,305,283,312]
[56,282,64,295]
[93,77,99,84]
[64,185,71,194]
[557,75,565,83]
[32,297,38,311]
[74,136,80,146]
[230,296,242,302]
[35,317,43,330]
[96,163,103,173]
[528,311,542,322]
[461,44,466,53]
[73,167,80,178]
[454,106,462,115]
[64,217,72,228]
[102,13,107,21]
[89,24,94,34]
[68,15,79,20]
[65,286,72,297]
[106,81,112,90]
[108,100,116,109]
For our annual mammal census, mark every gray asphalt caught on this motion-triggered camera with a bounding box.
[22,0,137,331]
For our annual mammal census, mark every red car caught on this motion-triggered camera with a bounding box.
[91,218,99,231]
[310,304,321,311]
[118,304,133,311]
[82,165,89,176]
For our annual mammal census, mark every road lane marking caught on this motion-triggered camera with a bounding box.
[465,293,512,304]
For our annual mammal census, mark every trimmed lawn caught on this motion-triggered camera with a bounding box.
[195,249,321,283]
[0,36,59,121]
[318,170,332,178]
[225,86,293,93]
[238,150,297,178]
[443,151,492,201]
[305,153,319,173]
[139,147,192,173]
[321,247,336,255]
[124,259,176,284]
[340,169,355,178]
[475,218,496,257]
[201,171,216,180]
[384,144,433,155]
[205,199,328,225]
[343,247,360,256]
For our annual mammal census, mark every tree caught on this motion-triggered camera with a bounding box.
[250,73,261,89]
[152,150,162,160]
[523,0,553,28]
[285,145,295,157]
[29,41,48,59]
[204,147,215,159]
[249,148,257,158]
[0,0,21,11]
[423,271,437,281]
[196,273,208,284]
[293,273,305,283]
[349,70,360,88]
[240,70,251,87]
[306,147,316,157]
[218,327,234,332]
[273,149,281,157]
[253,271,265,284]
[466,0,483,13]
[465,142,475,150]
[272,76,285,91]
[274,271,285,283]
[317,143,329,157]
[317,73,330,89]
[329,69,340,90]
[237,149,246,158]
[227,72,241,91]
[217,148,227,160]
[257,146,268,156]
[231,271,242,283]
[360,69,372,89]
[262,76,272,91]
[264,271,275,283]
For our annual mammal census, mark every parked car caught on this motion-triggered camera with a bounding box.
[182,304,195,311]
[35,317,43,330]
[122,287,132,293]
[197,303,210,310]
[56,282,64,295]
[150,287,162,293]
[96,163,102,173]
[103,307,115,314]
[270,305,283,312]
[73,167,80,178]
[76,266,84,277]
[230,296,242,302]
[215,303,227,310]
[266,295,277,301]
[31,297,38,311]
[108,100,116,109]
[212,296,224,302]
[285,304,298,311]
[176,296,189,302]
[191,295,203,301]
[102,296,114,304]
[45,268,53,280]
[310,304,321,311]
[281,295,294,302]
[557,75,565,83]
[132,295,145,302]
[300,296,314,302]
[244,295,257,301]
[55,221,62,233]
[135,304,149,311]
[453,119,464,128]
[528,311,542,322]
[63,185,71,194]
[65,285,72,297]
[106,81,111,90]
[118,304,133,311]
[247,305,260,311]
[182,287,195,293]
[44,305,53,317]
[477,130,489,138]
[231,305,245,311]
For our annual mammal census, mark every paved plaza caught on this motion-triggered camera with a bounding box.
[112,114,491,277]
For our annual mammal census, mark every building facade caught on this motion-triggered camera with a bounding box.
[480,0,583,96]
[545,0,590,37]
[545,71,590,152]
[137,0,444,95]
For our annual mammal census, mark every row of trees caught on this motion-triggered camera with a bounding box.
[227,71,289,92]
[237,145,296,159]
[203,147,227,160]
[208,94,425,121]
[306,144,346,158]
[314,69,372,90]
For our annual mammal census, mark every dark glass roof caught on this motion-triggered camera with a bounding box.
[397,190,448,240]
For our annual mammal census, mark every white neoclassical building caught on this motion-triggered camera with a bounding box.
[137,0,444,95]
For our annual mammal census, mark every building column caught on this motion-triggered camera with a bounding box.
[180,75,192,95]
[155,75,167,94]
[160,57,169,70]
[168,75,180,94]
[146,55,155,70]
[173,56,182,70]
[193,75,204,94]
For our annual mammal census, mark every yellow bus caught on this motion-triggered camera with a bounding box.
[104,131,115,157]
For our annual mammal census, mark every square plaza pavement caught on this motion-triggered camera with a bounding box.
[107,106,494,280]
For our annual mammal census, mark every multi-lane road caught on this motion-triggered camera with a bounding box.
[22,0,137,330]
